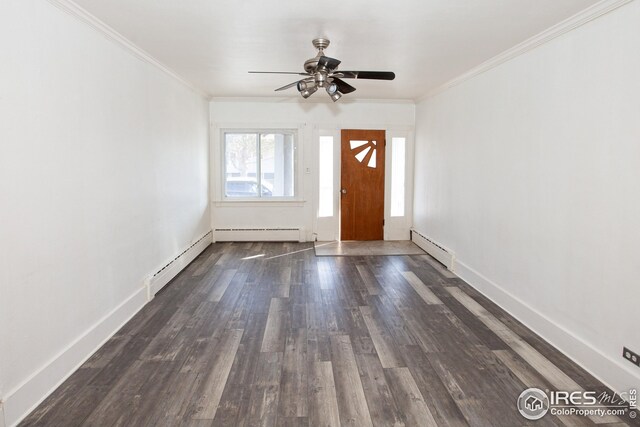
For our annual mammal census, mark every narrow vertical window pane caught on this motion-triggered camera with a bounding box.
[225,133,258,197]
[318,136,333,217]
[260,133,294,197]
[390,137,406,217]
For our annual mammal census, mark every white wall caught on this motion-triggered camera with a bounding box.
[413,1,640,393]
[210,99,415,241]
[0,1,210,425]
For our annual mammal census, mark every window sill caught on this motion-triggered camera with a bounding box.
[213,199,306,208]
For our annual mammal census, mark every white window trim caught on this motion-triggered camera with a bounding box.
[219,127,304,203]
[384,129,414,240]
[313,128,341,241]
[310,125,414,241]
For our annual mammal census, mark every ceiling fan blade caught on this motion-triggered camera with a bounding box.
[332,77,356,94]
[335,71,395,80]
[317,56,341,71]
[274,80,302,91]
[249,71,310,76]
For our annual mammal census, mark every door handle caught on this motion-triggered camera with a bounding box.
[341,188,347,194]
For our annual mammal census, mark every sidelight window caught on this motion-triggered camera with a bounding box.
[390,137,406,217]
[318,136,334,216]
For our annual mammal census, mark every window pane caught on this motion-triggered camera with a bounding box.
[225,133,258,197]
[390,137,406,217]
[260,133,294,197]
[318,136,333,217]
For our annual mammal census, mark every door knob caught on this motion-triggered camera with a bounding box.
[341,188,347,194]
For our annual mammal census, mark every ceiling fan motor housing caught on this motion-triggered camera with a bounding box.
[304,57,320,73]
[304,38,331,73]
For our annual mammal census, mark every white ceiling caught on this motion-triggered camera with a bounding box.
[72,0,600,100]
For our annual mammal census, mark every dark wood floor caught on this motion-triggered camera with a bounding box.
[21,242,638,426]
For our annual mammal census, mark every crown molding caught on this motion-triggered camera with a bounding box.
[416,0,633,102]
[46,0,210,99]
[208,96,415,105]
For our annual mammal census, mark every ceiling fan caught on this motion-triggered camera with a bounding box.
[249,38,395,101]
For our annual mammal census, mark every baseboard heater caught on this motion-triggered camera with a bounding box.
[214,227,303,242]
[145,230,213,299]
[411,228,456,271]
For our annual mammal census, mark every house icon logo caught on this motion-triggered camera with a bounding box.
[525,395,543,411]
[517,388,549,420]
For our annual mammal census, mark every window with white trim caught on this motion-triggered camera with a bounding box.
[223,131,297,199]
[390,137,406,217]
[318,136,334,217]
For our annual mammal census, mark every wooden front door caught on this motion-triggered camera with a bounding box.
[340,129,385,240]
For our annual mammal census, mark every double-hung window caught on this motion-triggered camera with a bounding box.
[223,131,297,199]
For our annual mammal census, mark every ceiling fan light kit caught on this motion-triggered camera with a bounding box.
[249,38,395,102]
[301,86,318,99]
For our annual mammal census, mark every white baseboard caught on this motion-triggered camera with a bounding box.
[146,231,213,297]
[3,287,147,427]
[3,230,213,427]
[411,229,455,271]
[214,228,304,242]
[455,259,640,395]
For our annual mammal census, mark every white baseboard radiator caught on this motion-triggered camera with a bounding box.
[411,229,456,271]
[145,230,213,299]
[214,227,304,242]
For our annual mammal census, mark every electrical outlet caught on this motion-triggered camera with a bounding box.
[623,347,640,367]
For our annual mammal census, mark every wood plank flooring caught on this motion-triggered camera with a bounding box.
[21,242,639,427]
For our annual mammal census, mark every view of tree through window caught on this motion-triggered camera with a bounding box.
[224,132,295,198]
